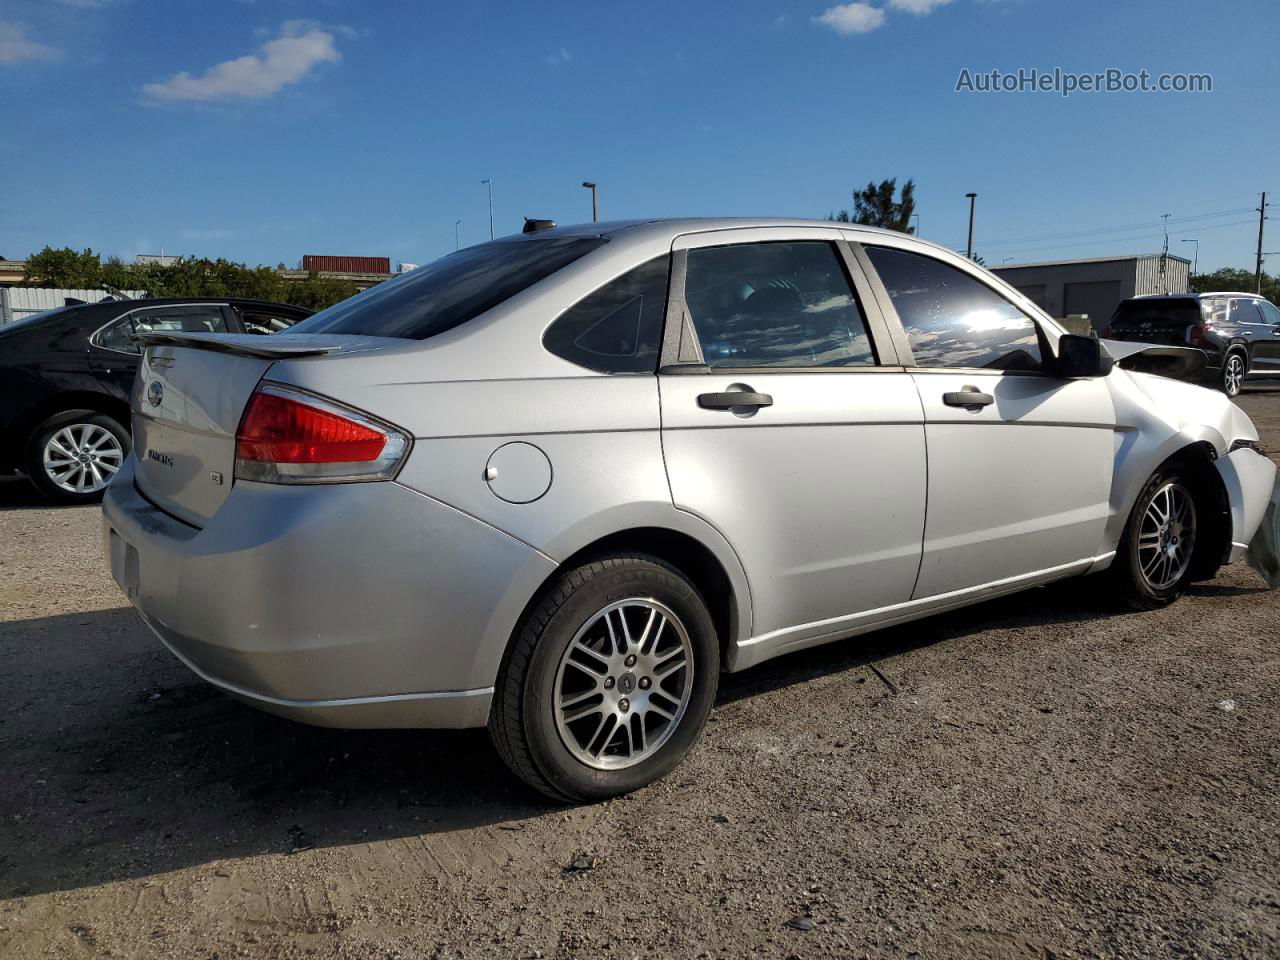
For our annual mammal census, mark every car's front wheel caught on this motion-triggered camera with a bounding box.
[490,554,719,802]
[25,410,130,504]
[1110,465,1200,609]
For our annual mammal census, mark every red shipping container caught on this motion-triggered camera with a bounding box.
[302,255,391,274]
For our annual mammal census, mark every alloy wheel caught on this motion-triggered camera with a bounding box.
[1224,355,1245,396]
[1136,481,1197,591]
[42,423,123,494]
[553,598,694,770]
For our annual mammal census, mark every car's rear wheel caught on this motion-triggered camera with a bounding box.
[489,554,719,802]
[1110,466,1200,609]
[25,410,129,504]
[1221,351,1247,397]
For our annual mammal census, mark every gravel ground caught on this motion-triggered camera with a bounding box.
[2,389,1279,960]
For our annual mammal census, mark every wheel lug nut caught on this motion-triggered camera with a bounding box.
[639,677,651,690]
[618,698,630,713]
[604,677,615,690]
[624,654,637,667]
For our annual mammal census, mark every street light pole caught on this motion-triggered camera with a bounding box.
[910,212,921,237]
[455,219,461,252]
[582,181,598,223]
[964,193,977,259]
[481,179,494,240]
[1180,239,1199,277]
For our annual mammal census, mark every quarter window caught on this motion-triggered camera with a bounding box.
[95,305,228,354]
[543,255,669,373]
[866,246,1042,371]
[683,241,876,368]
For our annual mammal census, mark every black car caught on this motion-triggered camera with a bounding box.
[1103,292,1280,398]
[0,297,312,503]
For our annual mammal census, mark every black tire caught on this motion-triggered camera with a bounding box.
[24,410,130,505]
[1109,464,1201,610]
[1220,350,1247,398]
[489,554,719,803]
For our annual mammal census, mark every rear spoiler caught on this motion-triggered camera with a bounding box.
[135,331,342,359]
[1101,340,1208,378]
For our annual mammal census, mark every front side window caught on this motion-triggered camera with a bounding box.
[866,246,1042,371]
[682,241,876,368]
[291,237,605,340]
[543,255,669,373]
[95,305,228,354]
[238,307,307,335]
[1257,300,1280,326]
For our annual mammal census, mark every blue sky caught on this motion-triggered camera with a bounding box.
[1,0,1275,273]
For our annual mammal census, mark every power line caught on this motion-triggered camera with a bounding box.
[988,218,1260,260]
[958,207,1254,250]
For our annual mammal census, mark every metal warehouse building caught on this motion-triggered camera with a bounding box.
[992,254,1191,333]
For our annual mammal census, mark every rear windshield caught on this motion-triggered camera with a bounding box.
[290,237,605,340]
[1109,300,1203,328]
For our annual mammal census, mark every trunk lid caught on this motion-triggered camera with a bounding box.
[130,333,381,527]
[1104,299,1205,346]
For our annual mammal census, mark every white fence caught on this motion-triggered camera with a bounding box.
[0,288,145,325]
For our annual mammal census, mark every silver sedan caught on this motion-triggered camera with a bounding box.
[103,218,1276,801]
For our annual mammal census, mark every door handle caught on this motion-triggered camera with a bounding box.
[697,390,774,410]
[943,386,995,408]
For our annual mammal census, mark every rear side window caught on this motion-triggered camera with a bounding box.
[683,241,876,368]
[95,305,229,354]
[291,237,605,340]
[866,246,1041,371]
[543,256,669,373]
[1229,299,1264,324]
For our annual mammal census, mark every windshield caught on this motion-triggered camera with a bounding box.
[291,236,606,340]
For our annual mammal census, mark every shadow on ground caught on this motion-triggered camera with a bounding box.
[0,571,1158,900]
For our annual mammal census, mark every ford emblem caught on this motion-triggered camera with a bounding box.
[147,381,164,407]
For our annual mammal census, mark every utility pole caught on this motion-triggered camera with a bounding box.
[964,193,977,259]
[455,219,461,251]
[910,212,921,237]
[1160,213,1171,293]
[481,179,494,240]
[1180,239,1199,277]
[582,181,599,223]
[1256,192,1269,295]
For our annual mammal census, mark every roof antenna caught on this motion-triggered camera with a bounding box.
[522,218,556,234]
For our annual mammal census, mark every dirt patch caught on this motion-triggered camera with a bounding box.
[1,390,1278,958]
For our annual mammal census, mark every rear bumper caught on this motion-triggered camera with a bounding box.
[102,456,556,728]
[1215,447,1277,563]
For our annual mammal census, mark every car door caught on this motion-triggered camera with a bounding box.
[91,304,234,399]
[859,241,1116,600]
[1230,298,1277,371]
[1254,300,1280,369]
[657,227,927,653]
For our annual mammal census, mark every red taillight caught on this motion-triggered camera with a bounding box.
[237,392,387,464]
[1188,322,1210,347]
[234,384,410,484]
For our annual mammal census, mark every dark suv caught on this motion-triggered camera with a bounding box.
[1103,292,1280,397]
[0,297,311,503]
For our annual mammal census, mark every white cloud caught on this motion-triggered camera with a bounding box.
[545,47,571,66]
[814,3,886,35]
[142,22,342,103]
[0,22,58,64]
[888,0,952,13]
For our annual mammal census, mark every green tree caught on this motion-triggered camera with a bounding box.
[1191,267,1280,304]
[23,246,104,287]
[828,178,916,233]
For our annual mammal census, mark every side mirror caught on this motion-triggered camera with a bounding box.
[1053,334,1114,379]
